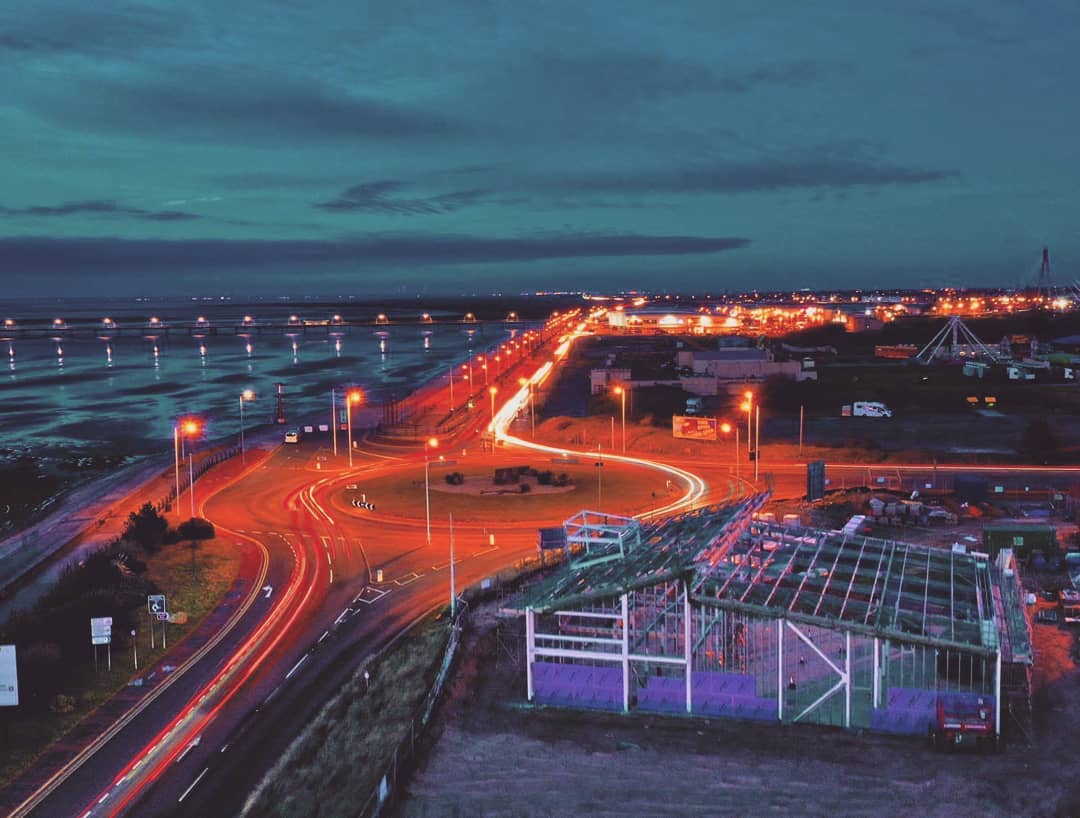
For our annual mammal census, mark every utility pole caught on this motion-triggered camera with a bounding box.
[799,404,804,456]
[331,388,337,456]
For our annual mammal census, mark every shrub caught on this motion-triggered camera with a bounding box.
[555,472,572,487]
[176,517,215,541]
[519,483,531,494]
[444,472,465,485]
[537,470,554,486]
[123,503,169,552]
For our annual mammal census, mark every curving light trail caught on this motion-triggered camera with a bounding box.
[491,324,710,519]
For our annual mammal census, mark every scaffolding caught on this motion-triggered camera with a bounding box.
[522,503,1031,738]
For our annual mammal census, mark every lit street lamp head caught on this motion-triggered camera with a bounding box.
[347,389,363,404]
[241,389,255,401]
[181,419,201,436]
[720,422,732,434]
[489,386,497,395]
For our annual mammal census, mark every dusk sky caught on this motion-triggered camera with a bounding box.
[1,1,1077,296]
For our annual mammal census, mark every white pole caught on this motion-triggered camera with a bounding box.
[331,388,337,456]
[525,608,535,701]
[683,583,692,713]
[188,454,195,517]
[425,446,432,544]
[133,633,138,670]
[735,426,740,480]
[754,405,761,483]
[449,513,456,617]
[799,404,804,455]
[621,390,626,453]
[530,385,535,438]
[872,637,880,709]
[844,631,852,728]
[994,649,1002,738]
[347,398,353,469]
[173,426,181,519]
[239,395,246,464]
[449,368,455,411]
[621,593,630,713]
[777,618,784,721]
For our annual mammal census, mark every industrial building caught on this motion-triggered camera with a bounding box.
[521,500,1031,739]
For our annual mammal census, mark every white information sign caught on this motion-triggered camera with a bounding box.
[90,617,113,646]
[0,644,18,707]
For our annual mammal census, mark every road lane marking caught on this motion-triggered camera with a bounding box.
[393,572,423,586]
[318,630,330,644]
[177,767,209,803]
[286,655,309,680]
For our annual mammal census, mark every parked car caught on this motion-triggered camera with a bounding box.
[284,429,300,444]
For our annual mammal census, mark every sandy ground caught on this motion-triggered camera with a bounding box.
[399,604,1080,818]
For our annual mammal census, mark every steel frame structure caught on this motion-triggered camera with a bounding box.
[524,506,1031,737]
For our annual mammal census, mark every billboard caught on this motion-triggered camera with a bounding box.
[0,645,17,707]
[672,415,718,441]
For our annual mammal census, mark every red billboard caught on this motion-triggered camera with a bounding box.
[672,415,718,440]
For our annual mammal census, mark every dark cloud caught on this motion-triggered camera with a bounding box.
[314,181,494,215]
[0,3,182,58]
[27,69,461,146]
[0,233,750,276]
[0,199,203,221]
[558,157,959,195]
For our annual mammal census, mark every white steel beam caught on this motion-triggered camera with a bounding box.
[872,637,880,709]
[535,646,622,663]
[526,608,536,701]
[777,618,784,721]
[844,631,852,728]
[684,584,693,714]
[621,593,630,713]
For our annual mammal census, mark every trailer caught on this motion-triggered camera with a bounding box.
[928,696,1000,753]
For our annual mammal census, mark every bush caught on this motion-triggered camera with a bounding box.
[444,472,465,486]
[176,517,215,541]
[555,472,572,487]
[537,470,554,486]
[519,483,531,494]
[123,503,169,552]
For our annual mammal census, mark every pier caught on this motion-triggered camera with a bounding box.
[0,312,523,340]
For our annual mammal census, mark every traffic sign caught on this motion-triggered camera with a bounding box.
[90,617,113,646]
[156,612,170,621]
[148,594,166,615]
[0,645,18,707]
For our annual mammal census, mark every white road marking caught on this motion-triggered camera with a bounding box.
[318,630,330,644]
[177,767,209,803]
[286,655,309,680]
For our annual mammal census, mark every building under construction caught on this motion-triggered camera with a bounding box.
[522,500,1032,739]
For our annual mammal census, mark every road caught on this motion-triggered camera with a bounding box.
[18,315,1068,817]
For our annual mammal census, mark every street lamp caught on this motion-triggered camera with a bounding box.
[424,437,438,544]
[519,377,535,438]
[720,421,739,479]
[481,360,489,386]
[346,389,363,468]
[174,417,202,519]
[488,385,498,425]
[239,389,254,464]
[613,385,627,453]
[741,391,754,462]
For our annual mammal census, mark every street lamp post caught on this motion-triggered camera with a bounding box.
[488,386,498,425]
[755,405,761,482]
[721,422,738,479]
[346,389,363,468]
[239,389,254,464]
[424,437,438,545]
[742,391,754,462]
[331,388,338,456]
[613,385,626,453]
[482,361,489,386]
[174,418,201,519]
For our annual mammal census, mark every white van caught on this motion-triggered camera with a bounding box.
[284,429,300,444]
[852,401,892,418]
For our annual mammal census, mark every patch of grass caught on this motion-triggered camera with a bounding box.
[0,536,241,787]
[351,463,673,522]
[243,616,451,818]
